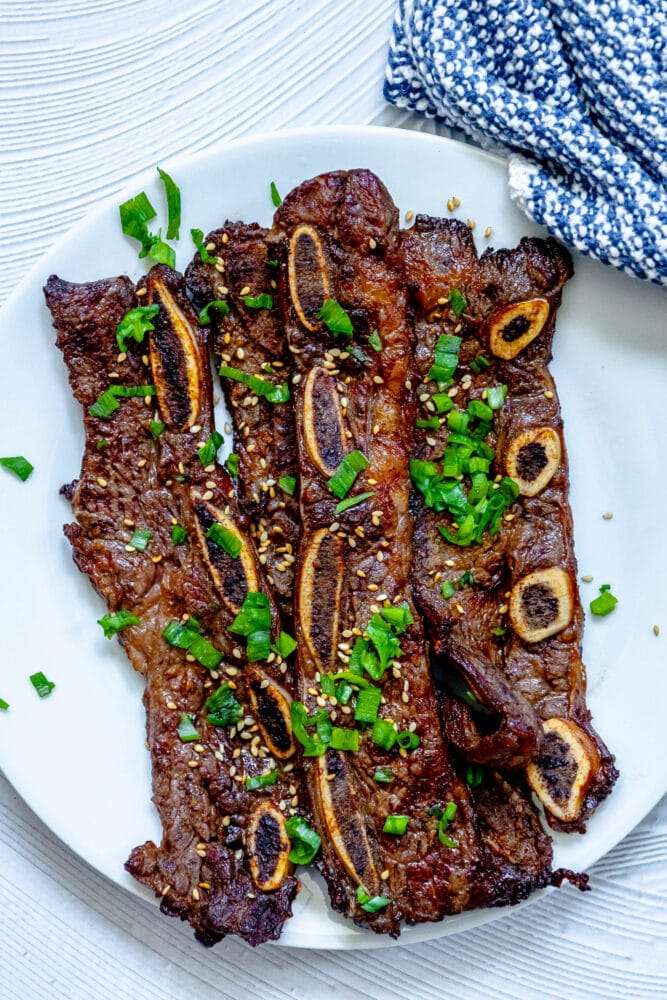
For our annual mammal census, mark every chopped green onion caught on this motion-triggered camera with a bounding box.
[163,618,222,669]
[225,452,239,477]
[270,181,282,207]
[96,439,108,451]
[157,166,181,240]
[487,384,507,410]
[278,475,296,496]
[243,294,273,310]
[199,300,230,325]
[149,420,164,438]
[327,450,369,500]
[191,227,214,263]
[373,766,394,783]
[128,528,151,551]
[491,626,507,637]
[285,816,321,865]
[590,584,618,617]
[469,354,490,374]
[0,698,9,711]
[369,329,382,352]
[0,456,34,482]
[347,345,367,364]
[432,392,454,414]
[467,399,493,422]
[465,764,484,787]
[429,801,458,847]
[441,580,456,599]
[383,814,409,835]
[30,671,55,698]
[318,299,353,339]
[218,365,290,404]
[427,334,462,386]
[330,670,371,690]
[291,701,329,757]
[198,430,224,467]
[396,730,420,750]
[334,491,374,515]
[119,191,156,249]
[354,686,382,724]
[177,713,200,743]
[416,417,440,430]
[97,609,141,638]
[89,384,156,419]
[379,603,413,633]
[320,674,336,697]
[246,768,278,790]
[335,680,354,704]
[205,682,242,726]
[116,304,160,353]
[229,591,271,662]
[449,289,467,317]
[356,886,391,913]
[459,570,474,587]
[171,524,187,545]
[371,718,397,750]
[447,409,470,434]
[206,522,242,559]
[273,631,297,658]
[330,727,360,751]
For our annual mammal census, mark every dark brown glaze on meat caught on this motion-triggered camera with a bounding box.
[402,217,617,831]
[271,169,554,934]
[185,224,300,619]
[45,271,300,946]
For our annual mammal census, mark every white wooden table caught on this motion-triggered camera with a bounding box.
[1,3,665,997]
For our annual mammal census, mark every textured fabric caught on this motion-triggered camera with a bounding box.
[384,0,667,285]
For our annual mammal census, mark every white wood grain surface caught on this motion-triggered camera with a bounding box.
[1,3,665,997]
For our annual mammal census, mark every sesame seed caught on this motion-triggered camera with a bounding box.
[188,760,199,768]
[653,625,660,636]
[405,210,414,222]
[192,888,200,901]
[437,297,447,307]
[151,554,162,564]
[467,219,476,230]
[202,490,213,501]
[123,518,135,527]
[544,390,554,399]
[326,773,335,781]
[368,237,377,250]
[329,522,340,533]
[136,287,147,297]
[498,604,508,614]
[96,477,108,488]
[447,198,455,212]
[581,574,594,583]
[194,744,204,753]
[484,226,492,239]
[602,511,613,520]
[380,869,390,880]
[373,375,384,385]
[240,285,251,296]
[161,885,171,896]
[137,458,147,468]
[236,347,245,360]
[453,196,461,208]
[456,603,464,614]
[368,583,379,592]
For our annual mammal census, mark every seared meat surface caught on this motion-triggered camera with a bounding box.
[270,169,554,934]
[402,217,617,831]
[186,223,300,619]
[45,271,300,946]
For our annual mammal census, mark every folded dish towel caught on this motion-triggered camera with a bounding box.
[384,0,667,285]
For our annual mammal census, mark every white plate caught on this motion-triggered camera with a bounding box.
[0,126,666,951]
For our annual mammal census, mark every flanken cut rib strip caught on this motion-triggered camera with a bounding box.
[45,270,299,946]
[186,224,300,619]
[272,169,554,935]
[402,217,618,831]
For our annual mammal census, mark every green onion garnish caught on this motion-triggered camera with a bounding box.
[383,814,409,835]
[467,399,493,422]
[469,354,490,374]
[371,718,397,750]
[369,329,382,352]
[219,365,290,404]
[334,491,374,515]
[330,727,360,751]
[225,452,239,477]
[491,626,507,637]
[429,801,458,848]
[89,384,156,419]
[465,764,484,787]
[198,430,224,467]
[97,609,141,638]
[487,384,508,410]
[373,766,394,783]
[191,228,214,263]
[171,524,187,545]
[246,768,278,790]
[162,618,222,669]
[30,671,55,698]
[590,584,618,617]
[177,713,200,743]
[449,289,467,317]
[0,456,34,482]
[149,420,164,438]
[278,475,296,496]
[291,701,329,757]
[416,417,440,430]
[157,166,181,240]
[273,631,297,658]
[318,299,353,339]
[379,603,413,632]
[327,450,369,500]
[396,730,420,750]
[285,816,321,865]
[0,698,9,711]
[354,686,382,724]
[206,522,242,559]
[116,304,160,353]
[128,528,151,551]
[348,345,367,364]
[427,334,462,387]
[229,591,271,662]
[356,886,391,913]
[270,181,282,207]
[205,682,242,726]
[199,300,230,325]
[441,580,456,599]
[243,294,273,310]
[96,439,108,451]
[119,191,175,267]
[432,392,454,414]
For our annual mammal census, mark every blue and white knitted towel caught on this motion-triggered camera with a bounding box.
[384,0,667,285]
